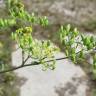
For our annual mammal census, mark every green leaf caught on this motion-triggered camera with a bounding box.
[71,54,76,62]
[69,39,74,45]
[79,50,84,58]
[47,40,51,46]
[74,28,79,36]
[66,24,71,32]
[87,43,93,50]
[71,48,75,54]
[11,32,17,40]
[0,19,4,27]
[4,19,8,26]
[60,25,64,32]
[90,36,94,42]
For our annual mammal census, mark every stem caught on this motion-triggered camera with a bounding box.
[22,50,25,66]
[21,55,30,66]
[0,50,85,74]
[0,56,68,74]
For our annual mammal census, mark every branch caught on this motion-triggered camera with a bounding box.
[21,54,30,66]
[0,56,68,74]
[22,50,25,66]
[0,50,84,74]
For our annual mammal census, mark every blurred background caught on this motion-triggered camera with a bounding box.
[0,0,96,96]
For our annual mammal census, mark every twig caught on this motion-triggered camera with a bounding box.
[0,56,68,74]
[0,50,84,74]
[22,50,25,66]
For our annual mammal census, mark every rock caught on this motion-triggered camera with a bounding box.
[12,44,89,96]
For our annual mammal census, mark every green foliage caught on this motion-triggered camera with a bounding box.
[59,24,79,63]
[0,0,96,77]
[59,24,96,77]
[0,0,95,96]
[0,18,16,28]
[4,0,57,70]
[81,35,95,50]
[12,26,59,70]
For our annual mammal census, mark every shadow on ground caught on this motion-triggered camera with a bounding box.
[55,76,90,96]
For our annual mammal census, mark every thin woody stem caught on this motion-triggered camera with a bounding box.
[22,50,25,66]
[0,56,68,74]
[0,50,90,74]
